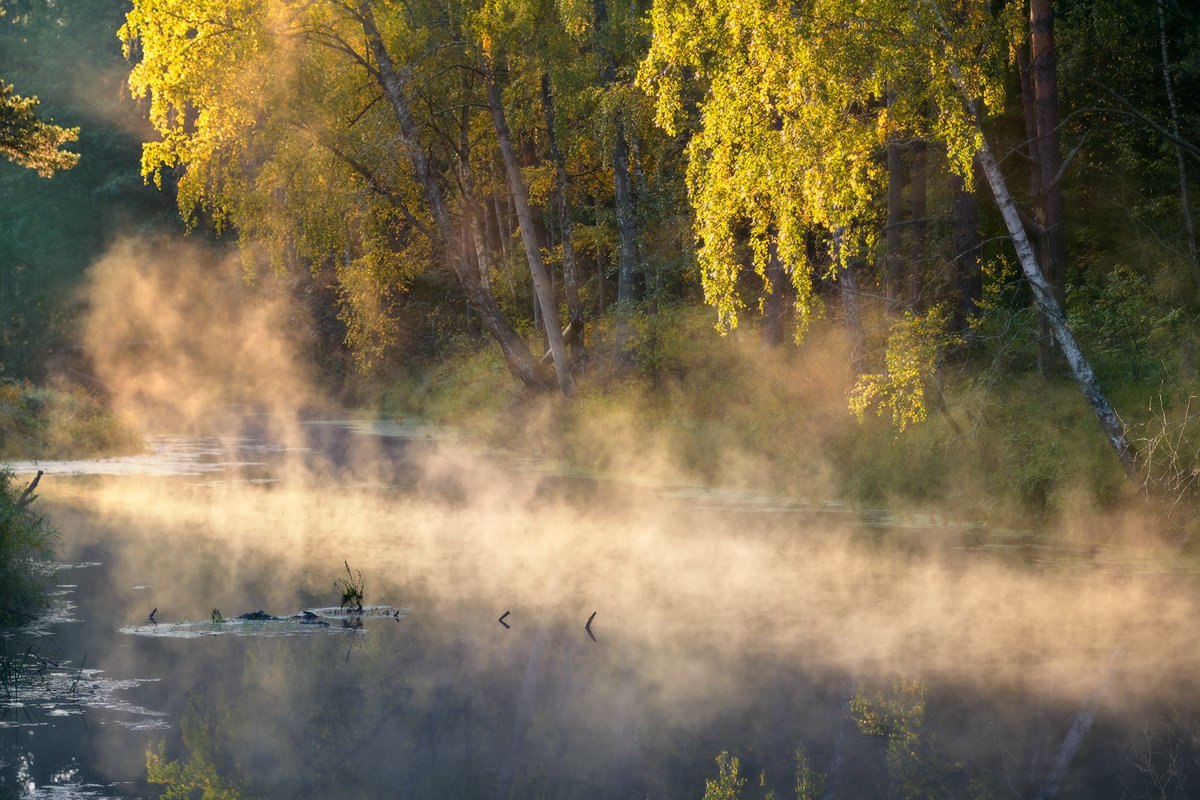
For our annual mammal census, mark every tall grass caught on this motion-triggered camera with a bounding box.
[0,468,58,627]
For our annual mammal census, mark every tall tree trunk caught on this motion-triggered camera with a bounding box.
[885,91,905,307]
[612,120,639,312]
[1030,0,1069,375]
[541,74,584,354]
[630,128,658,301]
[355,3,549,389]
[485,63,576,396]
[950,167,983,333]
[834,228,867,374]
[1031,0,1067,305]
[1017,42,1057,371]
[1157,0,1200,288]
[490,186,516,297]
[762,236,788,347]
[1016,45,1044,202]
[592,0,640,357]
[841,266,867,376]
[907,138,927,308]
[595,196,606,316]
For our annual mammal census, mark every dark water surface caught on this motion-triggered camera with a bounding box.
[4,419,1200,798]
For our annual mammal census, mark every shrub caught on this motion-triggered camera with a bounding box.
[0,468,57,626]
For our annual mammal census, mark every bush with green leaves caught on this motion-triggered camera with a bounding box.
[1067,265,1184,384]
[0,468,57,626]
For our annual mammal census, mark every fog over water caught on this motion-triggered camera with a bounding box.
[5,237,1200,798]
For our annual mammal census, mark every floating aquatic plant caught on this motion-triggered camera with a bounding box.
[334,561,364,612]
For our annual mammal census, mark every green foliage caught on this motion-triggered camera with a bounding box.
[702,751,805,800]
[849,305,962,432]
[702,752,749,800]
[792,750,822,800]
[146,701,249,800]
[1067,265,1183,384]
[0,467,57,626]
[850,679,980,800]
[639,0,1016,340]
[0,79,77,175]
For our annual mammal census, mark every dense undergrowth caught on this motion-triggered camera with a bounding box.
[376,300,1200,536]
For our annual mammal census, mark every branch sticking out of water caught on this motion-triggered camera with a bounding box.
[16,471,43,509]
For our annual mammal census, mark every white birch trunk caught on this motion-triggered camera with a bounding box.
[974,127,1134,477]
[923,0,1135,477]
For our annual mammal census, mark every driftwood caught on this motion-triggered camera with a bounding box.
[16,470,43,509]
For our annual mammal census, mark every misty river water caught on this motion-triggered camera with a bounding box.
[4,417,1200,799]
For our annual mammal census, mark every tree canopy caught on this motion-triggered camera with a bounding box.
[0,80,78,176]
[1,0,1182,482]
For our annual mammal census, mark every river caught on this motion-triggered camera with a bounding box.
[3,417,1200,798]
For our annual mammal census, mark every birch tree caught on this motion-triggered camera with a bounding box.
[121,0,564,389]
[641,0,1135,474]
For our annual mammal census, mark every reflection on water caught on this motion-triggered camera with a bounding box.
[4,420,1200,798]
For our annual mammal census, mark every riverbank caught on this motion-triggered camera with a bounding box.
[373,305,1196,539]
[0,382,139,624]
[0,381,142,462]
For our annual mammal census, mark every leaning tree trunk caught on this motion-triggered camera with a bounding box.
[973,118,1134,477]
[355,3,549,390]
[924,0,1134,476]
[485,65,576,397]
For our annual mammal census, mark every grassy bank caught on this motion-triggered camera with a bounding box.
[0,381,139,625]
[0,380,142,461]
[375,303,1198,535]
